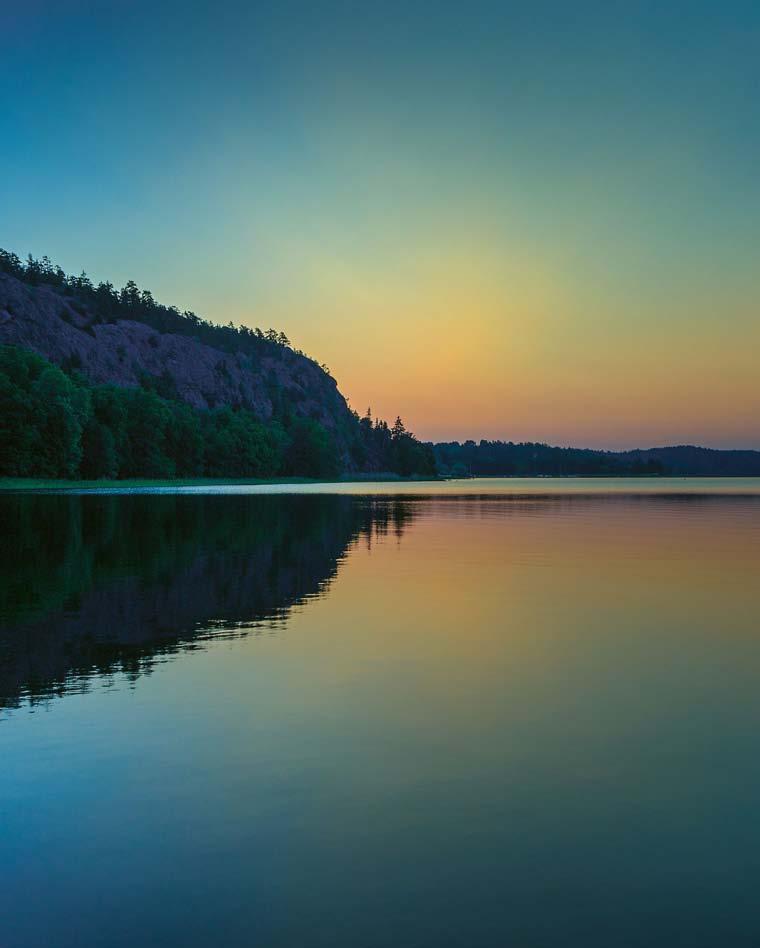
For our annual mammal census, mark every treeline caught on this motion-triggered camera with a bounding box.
[433,440,665,477]
[0,248,327,372]
[615,446,760,476]
[352,409,437,478]
[0,346,435,480]
[0,345,339,479]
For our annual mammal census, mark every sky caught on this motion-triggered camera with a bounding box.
[2,0,759,449]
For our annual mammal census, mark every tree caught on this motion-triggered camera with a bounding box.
[166,402,205,477]
[283,418,340,479]
[0,347,42,475]
[81,420,118,479]
[120,280,141,310]
[121,389,174,477]
[32,365,91,477]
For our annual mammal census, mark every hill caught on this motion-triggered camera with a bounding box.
[432,441,760,477]
[615,446,760,476]
[0,250,435,480]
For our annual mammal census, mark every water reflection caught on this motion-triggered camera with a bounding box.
[2,490,760,947]
[0,494,415,710]
[3,491,757,713]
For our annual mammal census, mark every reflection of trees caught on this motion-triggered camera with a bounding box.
[0,494,416,710]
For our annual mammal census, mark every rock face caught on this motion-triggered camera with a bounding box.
[0,272,356,458]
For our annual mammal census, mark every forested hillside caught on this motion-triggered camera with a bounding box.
[0,250,436,480]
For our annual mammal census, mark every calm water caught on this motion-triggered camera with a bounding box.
[2,480,760,947]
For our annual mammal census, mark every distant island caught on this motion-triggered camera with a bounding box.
[1,248,758,482]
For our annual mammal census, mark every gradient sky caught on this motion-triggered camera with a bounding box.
[2,0,759,448]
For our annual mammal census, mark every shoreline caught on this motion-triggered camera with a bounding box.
[0,474,445,492]
[2,473,759,493]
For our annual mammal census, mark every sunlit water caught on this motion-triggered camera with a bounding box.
[2,480,760,947]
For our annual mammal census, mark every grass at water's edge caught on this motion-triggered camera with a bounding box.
[0,473,444,491]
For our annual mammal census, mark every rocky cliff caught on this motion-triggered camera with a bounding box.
[0,271,356,460]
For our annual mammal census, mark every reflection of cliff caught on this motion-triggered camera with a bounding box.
[0,494,415,710]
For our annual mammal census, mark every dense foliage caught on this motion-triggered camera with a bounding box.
[0,346,333,479]
[0,346,436,480]
[354,410,437,478]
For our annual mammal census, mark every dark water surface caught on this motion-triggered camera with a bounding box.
[2,483,760,946]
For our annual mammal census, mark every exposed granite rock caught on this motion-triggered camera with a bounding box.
[0,272,356,459]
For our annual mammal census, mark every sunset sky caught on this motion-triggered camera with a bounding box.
[2,1,758,448]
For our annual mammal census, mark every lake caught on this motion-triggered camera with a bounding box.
[2,479,760,947]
